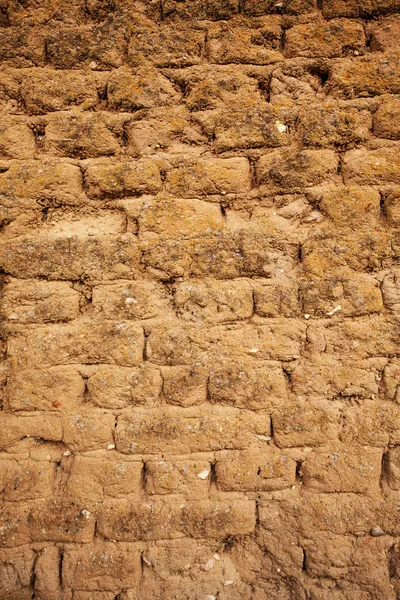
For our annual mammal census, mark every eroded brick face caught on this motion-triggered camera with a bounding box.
[0,1,400,599]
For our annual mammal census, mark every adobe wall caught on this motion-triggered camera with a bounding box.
[1,0,400,598]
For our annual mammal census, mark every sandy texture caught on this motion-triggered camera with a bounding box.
[1,0,400,598]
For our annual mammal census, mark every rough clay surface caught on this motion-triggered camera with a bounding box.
[0,0,400,598]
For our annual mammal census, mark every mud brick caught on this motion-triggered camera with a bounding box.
[0,27,45,67]
[387,447,400,490]
[34,546,61,600]
[7,320,144,368]
[373,97,400,140]
[301,447,382,494]
[174,278,253,323]
[145,460,211,495]
[329,52,400,97]
[0,546,35,599]
[257,149,339,188]
[0,457,56,501]
[243,0,316,15]
[165,157,252,197]
[1,280,80,324]
[319,186,380,227]
[115,406,271,454]
[382,271,400,310]
[340,400,400,446]
[342,146,400,185]
[92,281,170,320]
[208,363,288,410]
[87,365,162,409]
[0,413,63,450]
[0,234,141,280]
[85,160,162,198]
[322,0,400,17]
[62,409,115,451]
[368,15,400,52]
[107,67,181,110]
[253,279,299,317]
[323,316,400,359]
[20,68,98,115]
[272,401,339,447]
[290,357,381,399]
[163,0,240,21]
[382,360,400,400]
[207,16,283,65]
[0,115,35,159]
[297,103,371,148]
[285,18,365,58]
[216,449,296,491]
[44,111,122,159]
[97,498,255,540]
[45,25,126,70]
[62,542,142,591]
[128,23,205,67]
[28,501,95,543]
[161,364,208,407]
[387,191,400,225]
[140,196,224,239]
[0,160,82,204]
[66,456,143,502]
[145,324,196,365]
[0,505,30,548]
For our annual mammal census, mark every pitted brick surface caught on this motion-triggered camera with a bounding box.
[0,1,400,598]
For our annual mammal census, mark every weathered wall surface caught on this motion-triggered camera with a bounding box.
[0,0,400,598]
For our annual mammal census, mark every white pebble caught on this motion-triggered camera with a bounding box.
[197,469,210,479]
[304,314,311,319]
[224,580,234,586]
[326,305,342,316]
[107,444,116,450]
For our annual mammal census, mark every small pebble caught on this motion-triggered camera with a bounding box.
[107,443,116,450]
[370,526,385,537]
[255,434,271,442]
[197,469,210,479]
[205,596,216,600]
[63,450,71,456]
[326,305,341,316]
[224,580,234,586]
[213,553,220,560]
[304,314,311,319]
[203,558,215,571]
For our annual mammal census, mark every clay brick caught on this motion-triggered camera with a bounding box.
[329,52,400,97]
[0,160,82,204]
[253,279,299,317]
[297,103,371,147]
[28,501,95,543]
[285,19,365,58]
[97,498,255,540]
[0,505,30,548]
[87,365,162,409]
[207,16,283,65]
[322,0,400,18]
[92,281,170,320]
[174,278,253,323]
[165,157,252,197]
[0,546,34,598]
[340,400,400,446]
[7,321,144,368]
[44,112,122,159]
[272,401,339,447]
[382,271,400,311]
[85,160,162,198]
[387,447,400,490]
[0,457,56,501]
[1,280,80,324]
[208,363,288,410]
[0,413,63,450]
[0,234,140,280]
[163,0,239,21]
[342,146,400,185]
[382,360,400,401]
[140,196,224,239]
[385,190,400,225]
[216,449,296,491]
[128,23,205,67]
[324,316,400,359]
[373,97,400,140]
[161,364,208,406]
[45,25,126,69]
[0,116,35,159]
[145,460,211,495]
[115,406,271,454]
[20,69,98,115]
[257,149,339,188]
[108,67,181,111]
[66,456,143,502]
[0,27,45,67]
[368,15,400,52]
[62,542,142,591]
[243,0,316,15]
[301,447,382,493]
